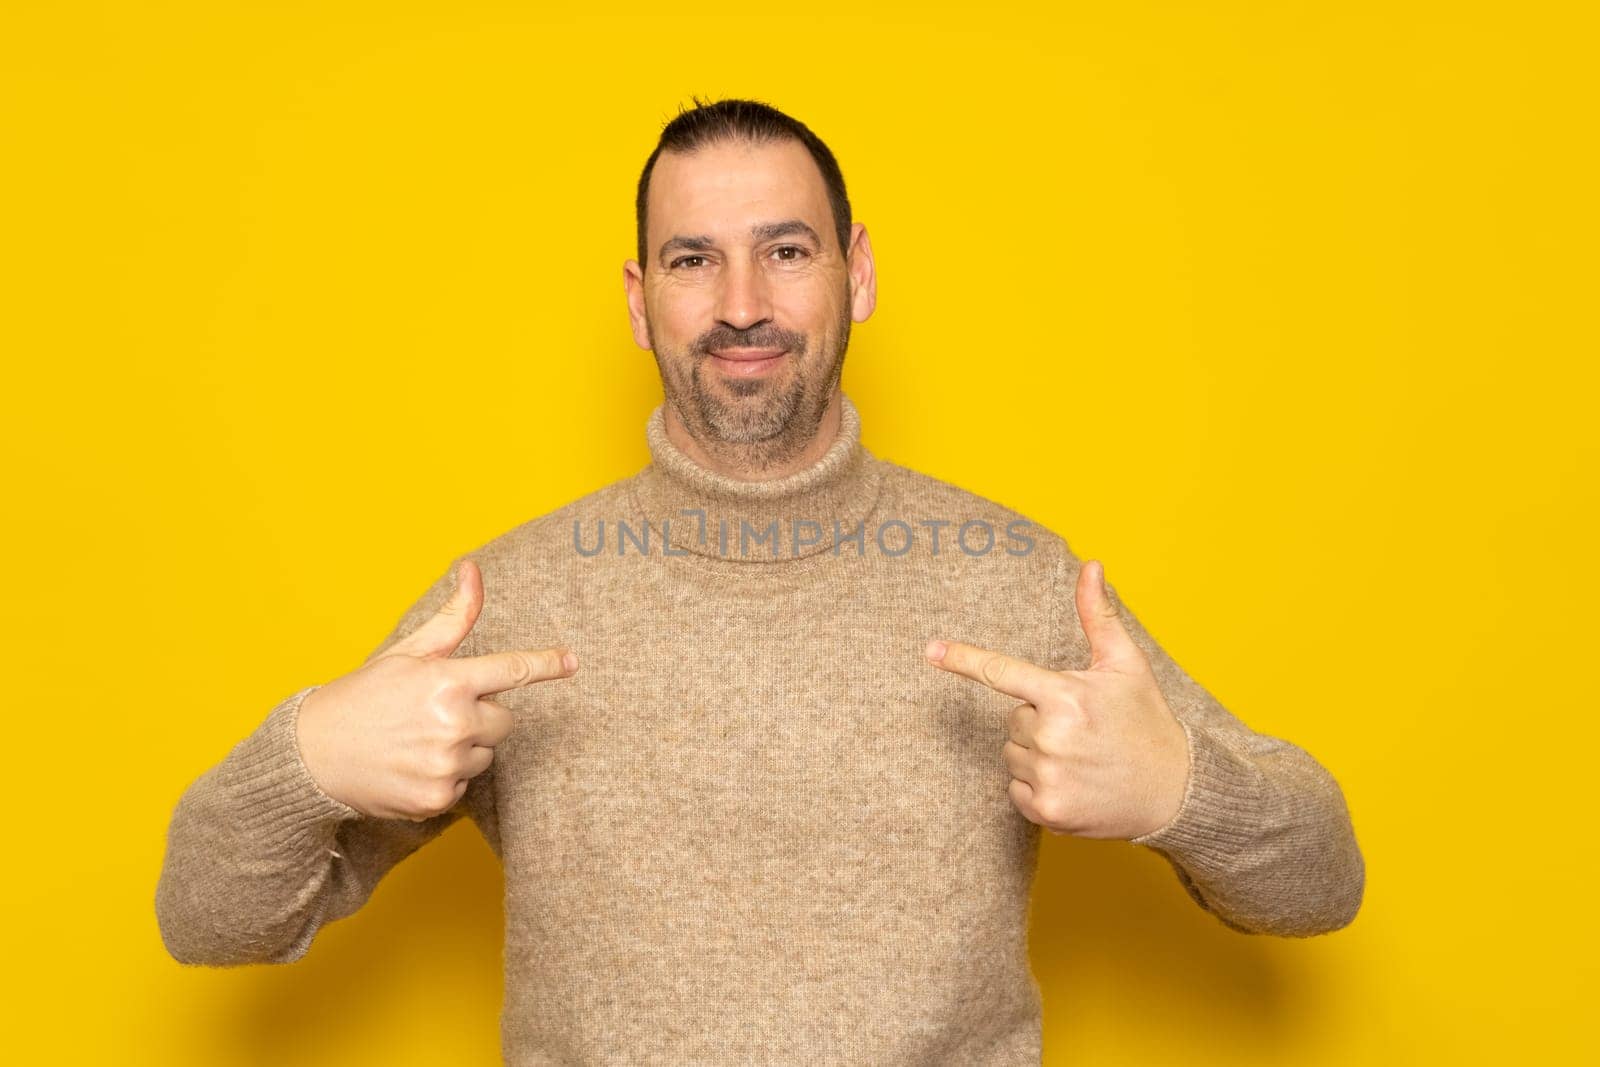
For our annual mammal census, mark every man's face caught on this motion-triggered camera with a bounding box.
[624,138,875,463]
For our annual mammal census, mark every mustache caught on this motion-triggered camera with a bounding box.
[695,326,805,354]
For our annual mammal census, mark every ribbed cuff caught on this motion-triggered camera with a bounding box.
[1128,717,1265,869]
[216,684,365,858]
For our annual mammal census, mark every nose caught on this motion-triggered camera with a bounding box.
[713,252,773,332]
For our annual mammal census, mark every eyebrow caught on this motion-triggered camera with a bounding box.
[658,219,824,264]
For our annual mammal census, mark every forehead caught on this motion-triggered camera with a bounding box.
[647,139,833,251]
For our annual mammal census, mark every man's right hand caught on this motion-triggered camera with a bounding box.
[295,559,578,821]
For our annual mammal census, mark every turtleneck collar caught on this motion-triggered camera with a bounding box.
[625,392,885,563]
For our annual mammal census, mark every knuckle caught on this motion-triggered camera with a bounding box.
[424,782,459,814]
[422,749,461,782]
[421,659,461,700]
[403,793,441,821]
[421,698,460,736]
[516,648,564,684]
[439,707,476,745]
[1034,757,1064,789]
[980,656,1008,688]
[508,654,538,687]
[1037,709,1073,745]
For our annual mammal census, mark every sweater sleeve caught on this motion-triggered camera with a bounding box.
[1047,541,1365,938]
[154,556,500,966]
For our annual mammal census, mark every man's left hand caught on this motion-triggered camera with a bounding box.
[924,559,1191,840]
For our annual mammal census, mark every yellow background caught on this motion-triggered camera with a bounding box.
[5,2,1595,1063]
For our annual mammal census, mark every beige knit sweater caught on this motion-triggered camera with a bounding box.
[155,391,1364,1064]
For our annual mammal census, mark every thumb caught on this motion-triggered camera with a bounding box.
[1075,559,1139,671]
[392,558,483,660]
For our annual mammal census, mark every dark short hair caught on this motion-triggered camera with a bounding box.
[635,96,853,271]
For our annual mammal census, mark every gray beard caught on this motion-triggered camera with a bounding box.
[662,314,851,475]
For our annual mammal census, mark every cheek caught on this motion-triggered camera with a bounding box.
[649,289,712,344]
[777,279,845,334]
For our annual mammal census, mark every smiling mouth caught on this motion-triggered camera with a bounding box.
[706,348,788,378]
[709,348,786,361]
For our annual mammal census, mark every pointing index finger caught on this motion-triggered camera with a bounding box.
[926,639,1059,704]
[456,646,579,696]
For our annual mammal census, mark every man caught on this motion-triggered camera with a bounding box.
[156,97,1364,1065]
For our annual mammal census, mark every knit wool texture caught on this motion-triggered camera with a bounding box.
[156,392,1365,1065]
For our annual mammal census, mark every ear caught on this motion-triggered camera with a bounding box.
[622,259,652,350]
[845,222,877,322]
